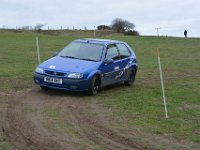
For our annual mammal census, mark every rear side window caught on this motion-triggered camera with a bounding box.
[105,44,120,61]
[116,44,131,59]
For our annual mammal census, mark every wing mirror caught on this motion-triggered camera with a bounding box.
[104,58,114,64]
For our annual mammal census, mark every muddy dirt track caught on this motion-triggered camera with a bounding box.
[1,87,152,150]
[1,87,195,150]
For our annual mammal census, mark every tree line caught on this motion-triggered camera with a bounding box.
[3,18,139,35]
[97,18,139,36]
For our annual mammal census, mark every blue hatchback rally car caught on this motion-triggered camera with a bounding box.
[34,39,138,95]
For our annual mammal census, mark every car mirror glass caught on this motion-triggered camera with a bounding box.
[104,58,114,64]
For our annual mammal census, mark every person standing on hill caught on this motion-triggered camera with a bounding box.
[184,30,187,38]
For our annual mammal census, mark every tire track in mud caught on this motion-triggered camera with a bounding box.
[2,87,151,150]
[2,89,63,150]
[69,107,149,150]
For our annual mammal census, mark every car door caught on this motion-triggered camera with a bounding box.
[101,44,123,86]
[116,43,132,80]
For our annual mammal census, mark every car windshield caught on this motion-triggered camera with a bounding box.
[58,42,104,62]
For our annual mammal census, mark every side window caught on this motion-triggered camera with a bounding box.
[105,44,120,61]
[116,44,131,59]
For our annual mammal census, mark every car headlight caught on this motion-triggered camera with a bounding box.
[67,73,83,79]
[35,67,44,74]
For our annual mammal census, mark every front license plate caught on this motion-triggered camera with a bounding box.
[44,76,62,84]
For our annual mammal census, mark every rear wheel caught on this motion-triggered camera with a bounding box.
[124,69,136,86]
[88,75,100,95]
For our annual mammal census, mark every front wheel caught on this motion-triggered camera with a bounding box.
[88,75,100,95]
[124,69,136,86]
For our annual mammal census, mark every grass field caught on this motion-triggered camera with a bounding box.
[0,29,199,149]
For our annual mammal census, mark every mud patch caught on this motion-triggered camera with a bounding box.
[1,87,194,150]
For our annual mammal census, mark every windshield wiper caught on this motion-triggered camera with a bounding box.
[60,56,78,59]
[60,56,98,62]
[79,58,98,62]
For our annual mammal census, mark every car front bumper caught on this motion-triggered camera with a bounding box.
[34,73,90,91]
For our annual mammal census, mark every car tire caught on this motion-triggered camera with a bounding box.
[88,75,100,95]
[124,69,136,86]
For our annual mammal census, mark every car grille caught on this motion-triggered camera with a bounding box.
[45,70,66,76]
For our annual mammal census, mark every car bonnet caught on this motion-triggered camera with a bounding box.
[39,56,101,73]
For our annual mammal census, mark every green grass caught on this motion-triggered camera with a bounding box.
[99,35,200,143]
[42,106,80,136]
[0,29,199,148]
[0,133,12,150]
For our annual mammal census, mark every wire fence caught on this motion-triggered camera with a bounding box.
[0,25,95,31]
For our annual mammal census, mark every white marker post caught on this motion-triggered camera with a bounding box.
[36,37,41,64]
[157,48,168,118]
[94,26,96,37]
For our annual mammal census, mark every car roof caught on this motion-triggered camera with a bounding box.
[74,38,124,45]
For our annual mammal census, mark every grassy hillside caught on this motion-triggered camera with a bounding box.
[0,29,199,149]
[102,36,200,142]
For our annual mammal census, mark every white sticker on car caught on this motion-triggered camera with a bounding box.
[49,65,56,69]
[114,66,119,71]
[115,70,124,79]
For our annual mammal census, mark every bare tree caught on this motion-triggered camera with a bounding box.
[34,24,45,32]
[124,20,135,31]
[111,18,135,33]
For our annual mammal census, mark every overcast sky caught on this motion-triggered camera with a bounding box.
[0,0,200,37]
